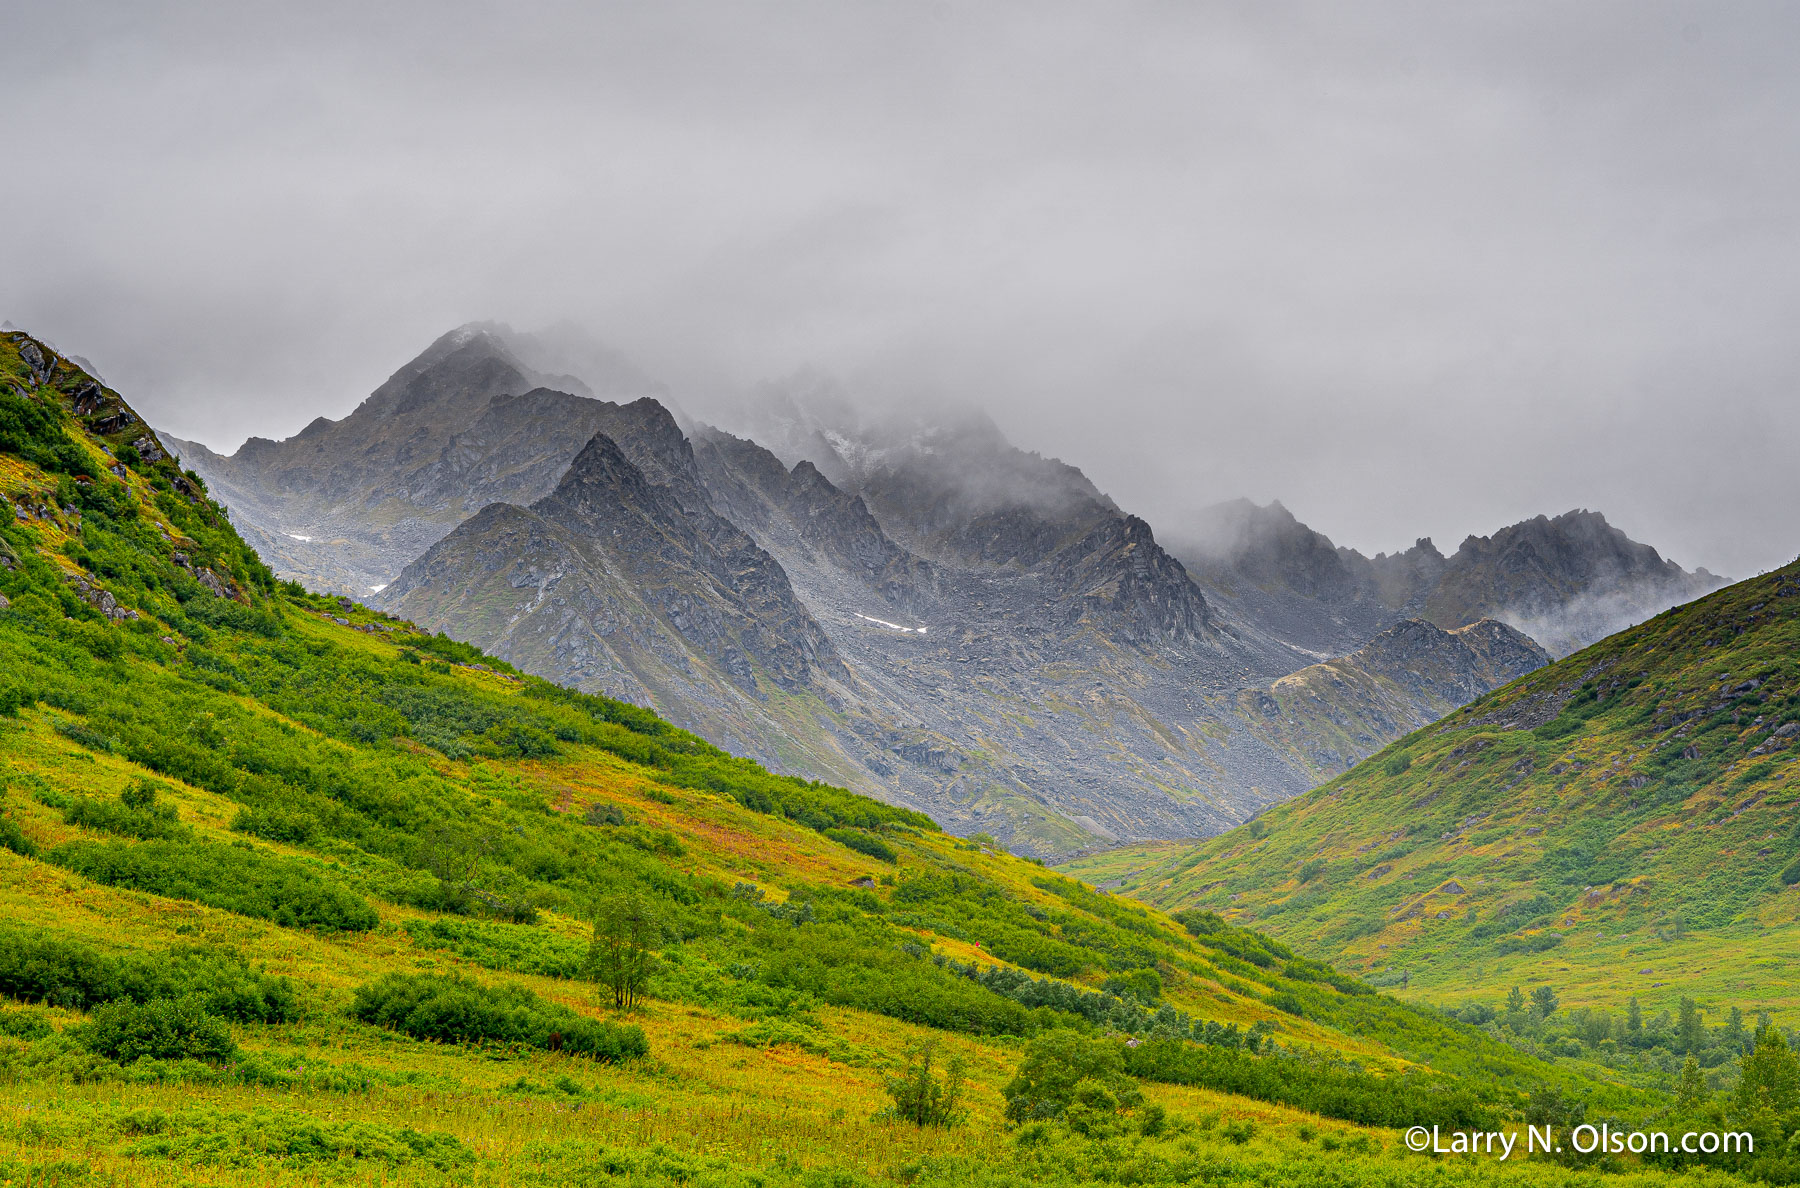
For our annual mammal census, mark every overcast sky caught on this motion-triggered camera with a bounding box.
[4,2,1798,576]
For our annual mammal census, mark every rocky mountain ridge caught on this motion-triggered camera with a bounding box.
[1169,499,1721,660]
[167,326,1717,855]
[166,324,668,595]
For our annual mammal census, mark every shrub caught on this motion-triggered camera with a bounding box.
[825,828,898,863]
[349,973,647,1062]
[0,1006,53,1041]
[231,804,320,846]
[583,801,626,827]
[1221,1119,1257,1144]
[0,809,35,858]
[48,839,379,931]
[879,1039,967,1127]
[0,683,31,717]
[0,929,299,1022]
[1124,1038,1493,1130]
[64,778,192,841]
[78,997,237,1063]
[1101,968,1163,1005]
[1002,1031,1142,1122]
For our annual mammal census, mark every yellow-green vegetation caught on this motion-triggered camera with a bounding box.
[0,329,1782,1184]
[1064,559,1800,1091]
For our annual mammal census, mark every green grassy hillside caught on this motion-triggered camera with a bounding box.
[0,328,1777,1186]
[1062,560,1800,1075]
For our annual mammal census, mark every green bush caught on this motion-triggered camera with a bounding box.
[230,805,320,846]
[1124,1038,1492,1130]
[48,839,379,931]
[78,997,237,1063]
[825,828,898,863]
[349,973,647,1063]
[0,809,35,858]
[0,929,298,1022]
[879,1039,967,1127]
[1001,1031,1142,1122]
[64,778,191,841]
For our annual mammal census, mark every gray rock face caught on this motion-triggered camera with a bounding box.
[1168,500,1721,659]
[165,324,670,596]
[180,328,1701,857]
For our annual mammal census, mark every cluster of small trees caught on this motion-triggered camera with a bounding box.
[1449,986,1794,1076]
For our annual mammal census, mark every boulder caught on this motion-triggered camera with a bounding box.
[196,567,233,599]
[0,593,9,610]
[130,435,166,464]
[17,339,45,376]
[71,381,106,416]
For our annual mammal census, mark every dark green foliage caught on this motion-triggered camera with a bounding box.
[879,1039,967,1127]
[48,839,379,931]
[0,808,35,858]
[63,778,191,841]
[0,929,297,1022]
[77,996,237,1063]
[402,918,588,980]
[825,827,897,863]
[1002,1031,1142,1122]
[1124,1038,1494,1130]
[349,972,647,1062]
[755,921,1036,1036]
[0,683,30,717]
[230,804,320,845]
[582,801,626,827]
[0,1006,53,1041]
[1101,967,1162,1004]
[0,388,94,476]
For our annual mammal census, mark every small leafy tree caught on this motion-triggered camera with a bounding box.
[1505,985,1526,1015]
[417,825,484,915]
[879,1039,967,1127]
[1734,1026,1800,1118]
[1002,1031,1141,1122]
[1678,996,1705,1055]
[588,892,660,1011]
[1530,984,1559,1018]
[1674,1056,1709,1110]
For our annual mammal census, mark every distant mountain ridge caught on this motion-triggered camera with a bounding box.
[1169,499,1721,660]
[168,325,1718,855]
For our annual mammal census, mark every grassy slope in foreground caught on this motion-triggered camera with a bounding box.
[0,330,1681,1185]
[1062,560,1800,1023]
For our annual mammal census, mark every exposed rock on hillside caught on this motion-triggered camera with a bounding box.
[1229,619,1550,784]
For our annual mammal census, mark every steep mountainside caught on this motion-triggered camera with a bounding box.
[166,323,666,595]
[3,328,1642,1188]
[379,401,1317,856]
[163,331,1708,858]
[1229,619,1551,786]
[374,406,867,781]
[1060,558,1800,1017]
[1171,500,1722,659]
